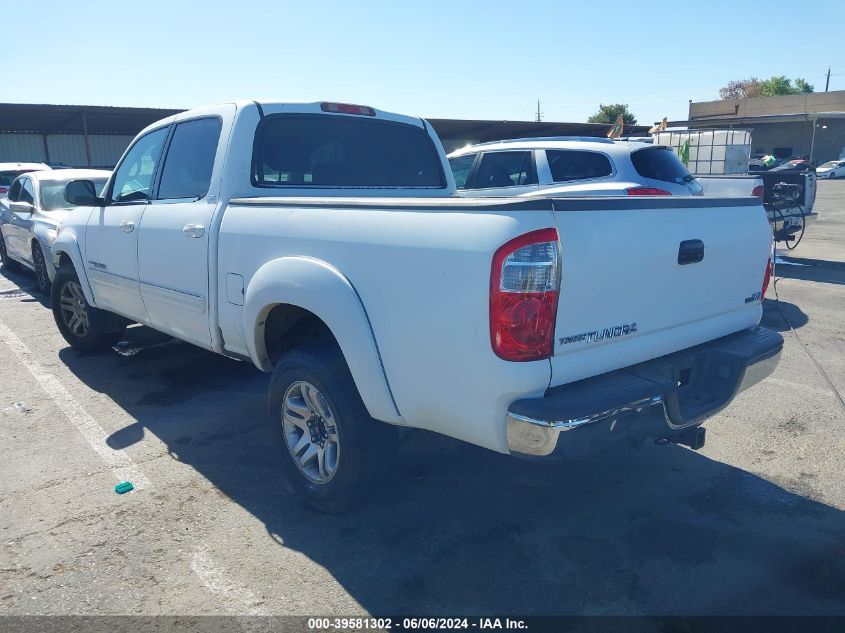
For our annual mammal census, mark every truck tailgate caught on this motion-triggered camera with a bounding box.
[549,197,772,388]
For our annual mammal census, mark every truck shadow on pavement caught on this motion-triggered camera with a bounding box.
[773,256,845,286]
[53,326,845,616]
[760,297,808,332]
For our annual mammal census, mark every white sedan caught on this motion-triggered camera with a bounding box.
[817,160,845,179]
[0,169,110,293]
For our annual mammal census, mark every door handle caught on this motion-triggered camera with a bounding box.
[120,221,135,233]
[678,239,704,265]
[182,224,205,238]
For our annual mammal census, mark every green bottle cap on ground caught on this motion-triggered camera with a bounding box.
[114,481,134,494]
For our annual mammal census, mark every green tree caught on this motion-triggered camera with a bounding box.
[587,103,637,125]
[792,78,814,94]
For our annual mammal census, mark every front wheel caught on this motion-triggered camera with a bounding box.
[32,241,51,295]
[51,266,126,352]
[268,344,396,513]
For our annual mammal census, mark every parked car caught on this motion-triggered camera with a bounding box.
[769,159,814,173]
[0,169,110,293]
[447,137,704,197]
[0,162,51,197]
[53,101,781,511]
[817,159,845,179]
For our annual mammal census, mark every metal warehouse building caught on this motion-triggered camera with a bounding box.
[0,102,648,168]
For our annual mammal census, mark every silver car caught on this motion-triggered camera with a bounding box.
[0,169,110,293]
[447,137,703,197]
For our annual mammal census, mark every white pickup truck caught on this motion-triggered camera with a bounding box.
[52,100,783,511]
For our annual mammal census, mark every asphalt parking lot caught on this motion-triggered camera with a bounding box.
[1,184,844,617]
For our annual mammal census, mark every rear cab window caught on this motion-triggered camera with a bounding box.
[631,147,693,185]
[473,151,536,189]
[253,115,445,188]
[546,150,613,182]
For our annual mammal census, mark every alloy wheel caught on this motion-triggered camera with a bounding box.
[59,280,90,337]
[282,381,341,484]
[33,245,50,292]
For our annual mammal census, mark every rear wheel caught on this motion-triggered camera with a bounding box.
[32,241,51,295]
[52,266,126,352]
[0,231,21,273]
[268,344,396,513]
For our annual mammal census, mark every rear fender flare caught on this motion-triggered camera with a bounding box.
[242,256,402,425]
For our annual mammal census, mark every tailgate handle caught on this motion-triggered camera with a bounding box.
[678,240,704,265]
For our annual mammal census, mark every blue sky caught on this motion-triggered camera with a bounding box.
[4,0,842,126]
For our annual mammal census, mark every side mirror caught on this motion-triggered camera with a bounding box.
[65,179,103,207]
[9,200,33,215]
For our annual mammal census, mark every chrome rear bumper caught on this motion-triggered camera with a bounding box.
[507,327,783,458]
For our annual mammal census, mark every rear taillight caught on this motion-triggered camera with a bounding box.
[626,187,672,196]
[0,187,7,195]
[761,257,773,298]
[490,228,560,361]
[320,102,376,116]
[752,185,764,198]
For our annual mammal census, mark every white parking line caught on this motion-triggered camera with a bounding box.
[191,545,268,615]
[0,314,265,613]
[0,318,152,490]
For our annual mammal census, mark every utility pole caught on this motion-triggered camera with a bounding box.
[535,100,543,123]
[825,67,831,92]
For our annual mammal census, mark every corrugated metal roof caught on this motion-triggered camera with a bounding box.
[0,103,183,134]
[0,103,650,140]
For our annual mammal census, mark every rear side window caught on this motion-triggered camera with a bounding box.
[158,117,222,200]
[0,170,26,186]
[631,147,692,185]
[546,150,613,182]
[253,115,445,188]
[448,154,475,189]
[474,151,536,188]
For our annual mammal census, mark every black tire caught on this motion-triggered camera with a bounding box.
[51,266,126,352]
[0,231,22,273]
[32,241,51,295]
[267,343,396,513]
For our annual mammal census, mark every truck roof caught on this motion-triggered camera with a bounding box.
[134,100,428,139]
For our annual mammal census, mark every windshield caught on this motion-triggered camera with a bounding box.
[819,161,842,169]
[631,147,693,185]
[40,178,108,211]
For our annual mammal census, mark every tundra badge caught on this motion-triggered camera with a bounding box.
[559,323,638,346]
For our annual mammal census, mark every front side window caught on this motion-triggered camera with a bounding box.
[547,150,613,182]
[40,178,108,211]
[109,127,169,203]
[631,147,693,185]
[20,178,35,205]
[448,154,475,189]
[157,118,222,200]
[253,115,445,188]
[474,151,536,189]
